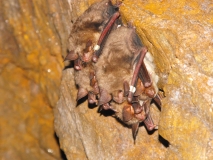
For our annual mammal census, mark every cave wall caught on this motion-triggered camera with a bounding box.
[1,0,213,160]
[0,0,70,159]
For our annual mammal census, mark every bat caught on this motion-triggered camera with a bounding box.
[95,24,147,107]
[65,0,121,103]
[94,24,160,139]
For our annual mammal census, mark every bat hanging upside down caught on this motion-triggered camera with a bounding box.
[64,0,121,103]
[64,0,162,140]
[94,24,161,139]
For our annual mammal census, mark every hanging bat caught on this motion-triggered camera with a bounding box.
[65,0,121,102]
[65,0,121,65]
[95,24,147,107]
[111,99,157,140]
[94,24,161,139]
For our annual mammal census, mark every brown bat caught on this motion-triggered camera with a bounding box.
[65,0,121,102]
[95,25,147,106]
[65,0,121,64]
[112,99,157,140]
[94,24,160,139]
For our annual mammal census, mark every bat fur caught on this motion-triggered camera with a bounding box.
[65,0,120,102]
[94,25,159,138]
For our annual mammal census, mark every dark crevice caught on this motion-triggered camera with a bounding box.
[54,133,68,160]
[158,135,170,148]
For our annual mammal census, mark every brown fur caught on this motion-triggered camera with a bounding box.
[66,0,120,101]
[94,26,159,139]
[95,26,142,104]
[67,0,119,62]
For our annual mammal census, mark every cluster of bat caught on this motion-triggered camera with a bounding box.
[65,0,162,140]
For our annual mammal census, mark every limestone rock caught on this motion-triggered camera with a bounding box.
[0,0,70,159]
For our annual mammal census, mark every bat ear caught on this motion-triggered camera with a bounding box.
[76,88,88,101]
[112,90,124,103]
[132,122,139,140]
[98,88,112,106]
[64,50,78,61]
[122,105,133,122]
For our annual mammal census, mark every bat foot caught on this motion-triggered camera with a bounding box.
[98,88,112,106]
[112,90,124,104]
[77,88,88,101]
[101,103,117,112]
[88,92,97,104]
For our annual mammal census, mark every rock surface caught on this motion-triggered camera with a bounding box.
[1,0,213,159]
[55,0,213,159]
[0,0,70,159]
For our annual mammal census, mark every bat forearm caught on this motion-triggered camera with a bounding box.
[128,47,148,102]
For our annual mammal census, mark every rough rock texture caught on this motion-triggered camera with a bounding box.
[54,0,213,160]
[0,0,70,159]
[1,0,213,159]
